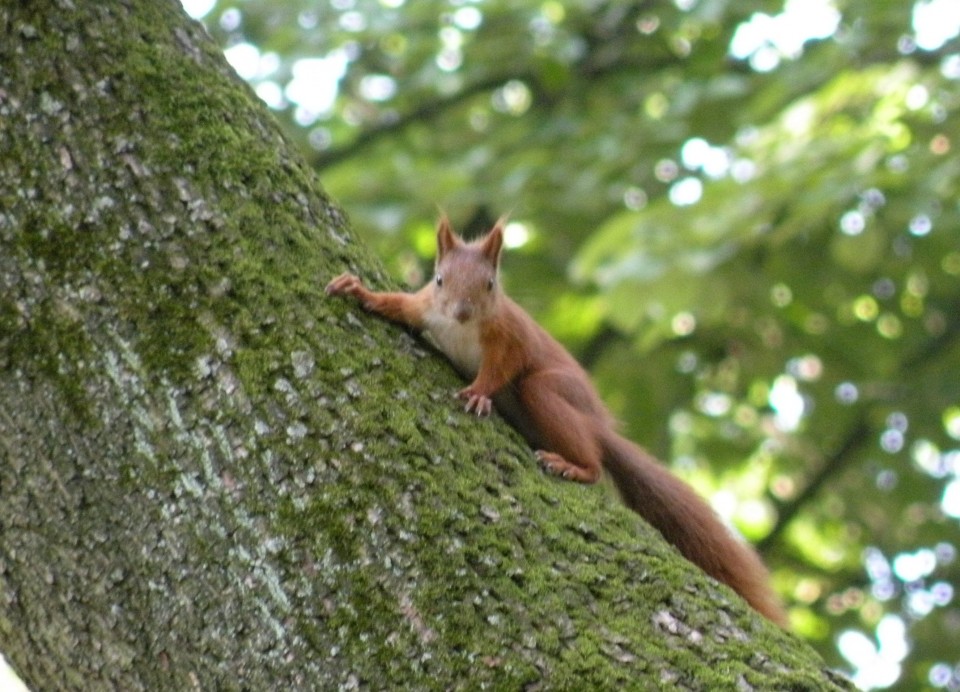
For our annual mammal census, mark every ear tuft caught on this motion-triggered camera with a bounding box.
[436,215,460,259]
[481,219,505,266]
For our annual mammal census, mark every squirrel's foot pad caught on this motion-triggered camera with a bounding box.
[535,451,597,484]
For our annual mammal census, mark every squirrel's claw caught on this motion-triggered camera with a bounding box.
[457,388,492,416]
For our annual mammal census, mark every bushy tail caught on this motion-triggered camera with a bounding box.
[601,432,787,627]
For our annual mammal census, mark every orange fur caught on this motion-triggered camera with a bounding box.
[326,218,787,627]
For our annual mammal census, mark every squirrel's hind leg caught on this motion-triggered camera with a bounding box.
[535,450,600,483]
[517,373,604,484]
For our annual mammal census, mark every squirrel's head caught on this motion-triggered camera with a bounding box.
[433,216,504,324]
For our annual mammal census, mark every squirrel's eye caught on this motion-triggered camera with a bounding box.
[487,277,495,291]
[435,274,443,287]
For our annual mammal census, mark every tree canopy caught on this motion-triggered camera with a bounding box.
[182,0,960,688]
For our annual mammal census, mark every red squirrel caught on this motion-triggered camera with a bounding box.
[326,217,787,627]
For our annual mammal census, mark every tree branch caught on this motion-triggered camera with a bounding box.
[311,72,531,170]
[312,37,679,172]
[758,418,871,554]
[759,307,960,554]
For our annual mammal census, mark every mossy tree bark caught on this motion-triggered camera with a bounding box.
[0,2,851,689]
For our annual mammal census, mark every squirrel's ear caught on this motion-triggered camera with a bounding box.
[481,218,505,266]
[436,215,459,259]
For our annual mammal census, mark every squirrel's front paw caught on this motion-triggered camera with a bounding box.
[457,387,492,417]
[325,273,367,298]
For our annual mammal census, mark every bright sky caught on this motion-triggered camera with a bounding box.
[182,0,215,18]
[0,655,29,692]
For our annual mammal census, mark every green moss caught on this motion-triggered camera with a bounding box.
[3,298,94,424]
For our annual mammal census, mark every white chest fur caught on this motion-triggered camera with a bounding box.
[422,311,482,378]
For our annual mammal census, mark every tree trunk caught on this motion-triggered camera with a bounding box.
[0,2,851,689]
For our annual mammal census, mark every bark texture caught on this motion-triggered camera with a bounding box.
[0,2,852,689]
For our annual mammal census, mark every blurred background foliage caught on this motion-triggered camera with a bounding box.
[184,0,960,687]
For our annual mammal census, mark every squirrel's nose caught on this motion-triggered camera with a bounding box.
[453,301,473,323]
